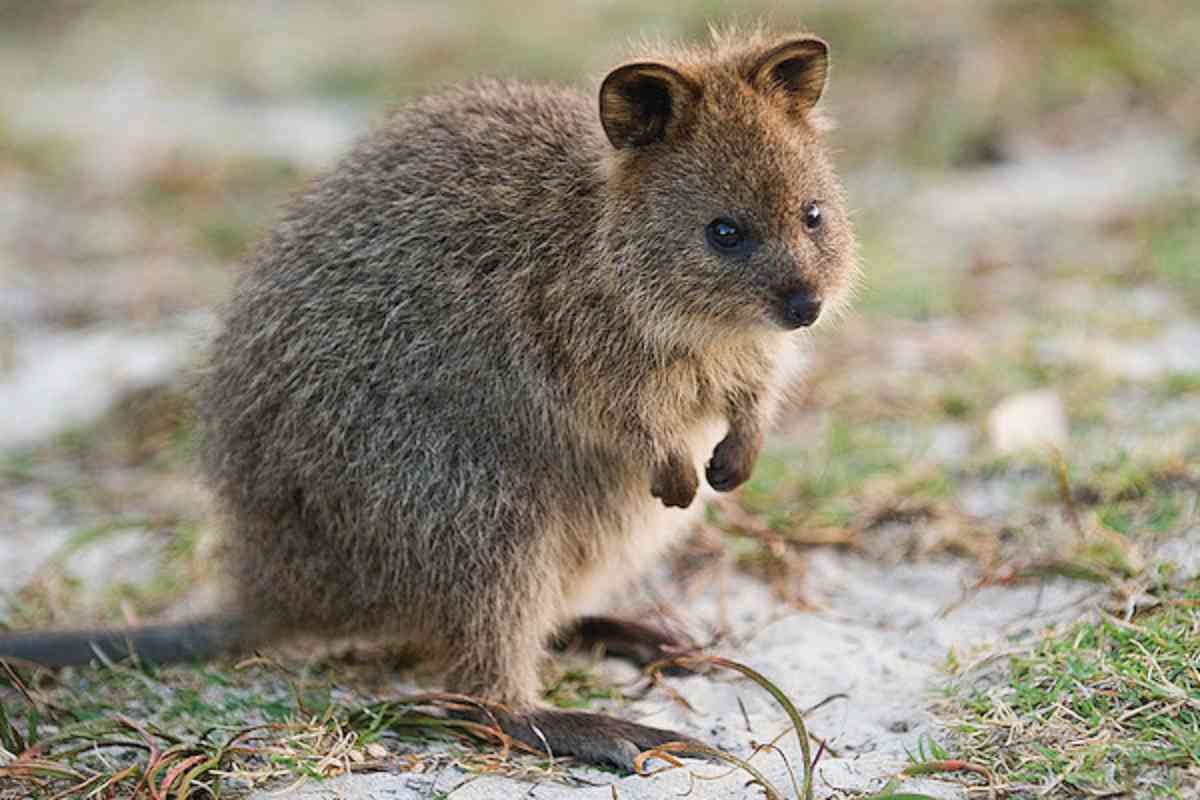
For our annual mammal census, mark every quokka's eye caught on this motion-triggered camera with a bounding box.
[706,218,744,251]
[803,200,822,231]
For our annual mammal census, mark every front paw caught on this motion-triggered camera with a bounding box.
[651,457,699,509]
[705,432,759,492]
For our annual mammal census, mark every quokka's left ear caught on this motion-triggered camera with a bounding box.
[747,37,829,116]
[599,61,703,149]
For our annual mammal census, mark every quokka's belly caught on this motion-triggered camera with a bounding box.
[563,415,729,617]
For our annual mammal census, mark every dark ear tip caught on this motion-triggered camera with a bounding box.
[600,62,700,103]
[774,36,829,67]
[808,37,830,67]
[599,62,642,97]
[598,62,700,150]
[805,36,830,56]
[750,35,831,111]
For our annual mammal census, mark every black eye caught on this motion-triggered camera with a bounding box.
[804,201,822,231]
[706,218,744,251]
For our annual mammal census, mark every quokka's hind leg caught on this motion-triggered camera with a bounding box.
[444,592,701,769]
[552,615,699,675]
[448,650,702,773]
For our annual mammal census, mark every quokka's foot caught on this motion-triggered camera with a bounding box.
[555,615,698,675]
[465,705,701,770]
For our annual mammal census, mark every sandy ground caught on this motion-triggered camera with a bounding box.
[251,560,1107,799]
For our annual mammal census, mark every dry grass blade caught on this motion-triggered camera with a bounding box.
[903,758,995,783]
[47,771,106,800]
[635,740,785,800]
[0,699,26,755]
[94,762,142,797]
[675,655,816,800]
[159,753,208,797]
[145,743,201,798]
[176,754,222,799]
[1049,447,1087,543]
[0,756,89,781]
[749,741,800,799]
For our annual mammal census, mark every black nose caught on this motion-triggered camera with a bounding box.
[781,290,822,329]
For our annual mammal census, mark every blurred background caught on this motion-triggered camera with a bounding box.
[1,0,1198,624]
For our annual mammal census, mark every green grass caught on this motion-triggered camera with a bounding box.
[2,520,210,632]
[1146,200,1200,310]
[856,261,955,321]
[0,385,212,631]
[741,420,908,528]
[0,114,79,184]
[1158,372,1200,400]
[0,658,501,797]
[133,152,306,265]
[542,664,622,710]
[0,652,879,799]
[940,582,1200,797]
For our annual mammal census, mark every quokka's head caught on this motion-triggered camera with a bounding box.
[597,31,858,341]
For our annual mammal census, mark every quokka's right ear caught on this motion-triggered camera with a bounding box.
[748,37,829,117]
[599,62,702,149]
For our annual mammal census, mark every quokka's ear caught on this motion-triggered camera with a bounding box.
[599,62,703,149]
[748,37,829,115]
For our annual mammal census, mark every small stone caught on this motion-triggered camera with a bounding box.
[987,389,1068,454]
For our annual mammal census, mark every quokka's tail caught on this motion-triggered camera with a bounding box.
[0,615,246,668]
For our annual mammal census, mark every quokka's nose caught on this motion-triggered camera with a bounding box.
[781,289,822,328]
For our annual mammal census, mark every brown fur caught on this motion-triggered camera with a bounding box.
[1,28,858,768]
